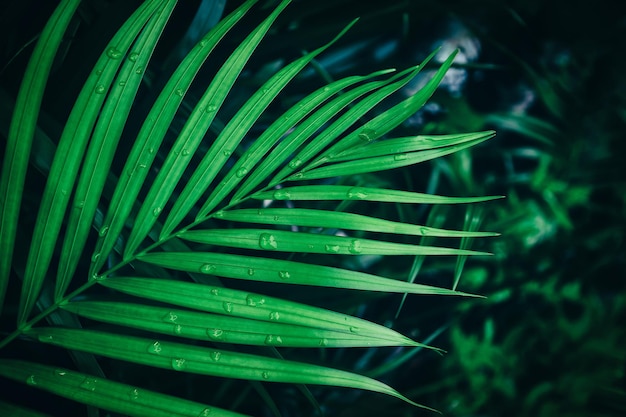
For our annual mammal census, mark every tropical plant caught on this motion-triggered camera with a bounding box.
[0,0,500,415]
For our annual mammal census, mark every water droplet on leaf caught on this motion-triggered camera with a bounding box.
[259,233,278,250]
[278,271,290,280]
[394,154,408,161]
[26,375,37,386]
[210,351,221,361]
[347,187,368,200]
[94,85,106,94]
[273,190,291,200]
[222,302,233,313]
[106,47,122,59]
[324,244,340,253]
[98,226,108,237]
[152,207,162,216]
[128,52,139,62]
[264,335,283,345]
[246,294,265,306]
[148,341,162,354]
[200,264,216,274]
[171,358,186,371]
[236,167,248,178]
[80,378,98,391]
[348,239,363,254]
[269,311,280,321]
[207,329,224,340]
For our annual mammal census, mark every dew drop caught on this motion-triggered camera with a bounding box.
[269,311,280,321]
[264,335,283,345]
[259,233,278,250]
[174,88,184,97]
[347,187,368,200]
[262,87,270,94]
[80,377,98,391]
[26,375,37,386]
[118,81,126,87]
[173,324,183,335]
[358,128,377,142]
[210,351,221,362]
[75,200,85,208]
[324,244,340,254]
[106,47,122,59]
[206,105,217,113]
[419,227,429,236]
[148,341,162,354]
[98,226,109,237]
[91,252,100,263]
[38,333,54,342]
[164,311,179,324]
[152,207,162,216]
[207,328,224,340]
[348,239,363,254]
[95,69,103,75]
[236,167,248,178]
[323,86,331,92]
[171,358,186,371]
[138,163,147,169]
[222,150,232,157]
[128,52,139,62]
[198,408,212,416]
[55,369,67,377]
[199,39,208,47]
[222,302,233,313]
[246,294,265,306]
[200,264,216,274]
[319,338,329,347]
[210,288,219,296]
[181,149,190,156]
[148,147,155,154]
[349,326,360,333]
[247,268,255,276]
[288,159,302,169]
[278,271,290,280]
[214,211,225,218]
[292,172,304,180]
[129,388,140,400]
[273,215,280,221]
[135,67,144,74]
[261,371,270,379]
[393,153,408,161]
[273,190,291,200]
[94,85,106,94]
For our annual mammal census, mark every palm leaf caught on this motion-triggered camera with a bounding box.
[0,0,500,415]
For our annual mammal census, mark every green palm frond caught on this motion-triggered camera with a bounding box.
[0,0,500,415]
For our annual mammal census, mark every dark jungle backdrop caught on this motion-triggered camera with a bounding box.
[1,0,624,416]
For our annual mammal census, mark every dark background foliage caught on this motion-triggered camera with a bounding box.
[1,0,625,416]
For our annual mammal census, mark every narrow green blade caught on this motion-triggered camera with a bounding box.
[124,0,291,259]
[180,228,493,255]
[26,328,433,410]
[136,252,485,294]
[252,185,504,204]
[21,0,164,310]
[268,59,433,186]
[0,0,81,316]
[162,19,359,233]
[0,359,246,417]
[311,49,458,166]
[232,67,403,202]
[211,208,499,238]
[92,0,259,275]
[62,300,426,348]
[98,277,447,339]
[327,131,495,163]
[453,205,484,291]
[54,0,177,303]
[292,133,493,181]
[201,68,395,214]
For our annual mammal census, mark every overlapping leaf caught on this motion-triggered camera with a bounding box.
[62,300,428,348]
[137,252,484,294]
[92,0,259,275]
[0,0,81,318]
[26,327,435,411]
[124,0,291,258]
[0,359,246,417]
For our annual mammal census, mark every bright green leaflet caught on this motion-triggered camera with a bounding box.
[0,359,246,417]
